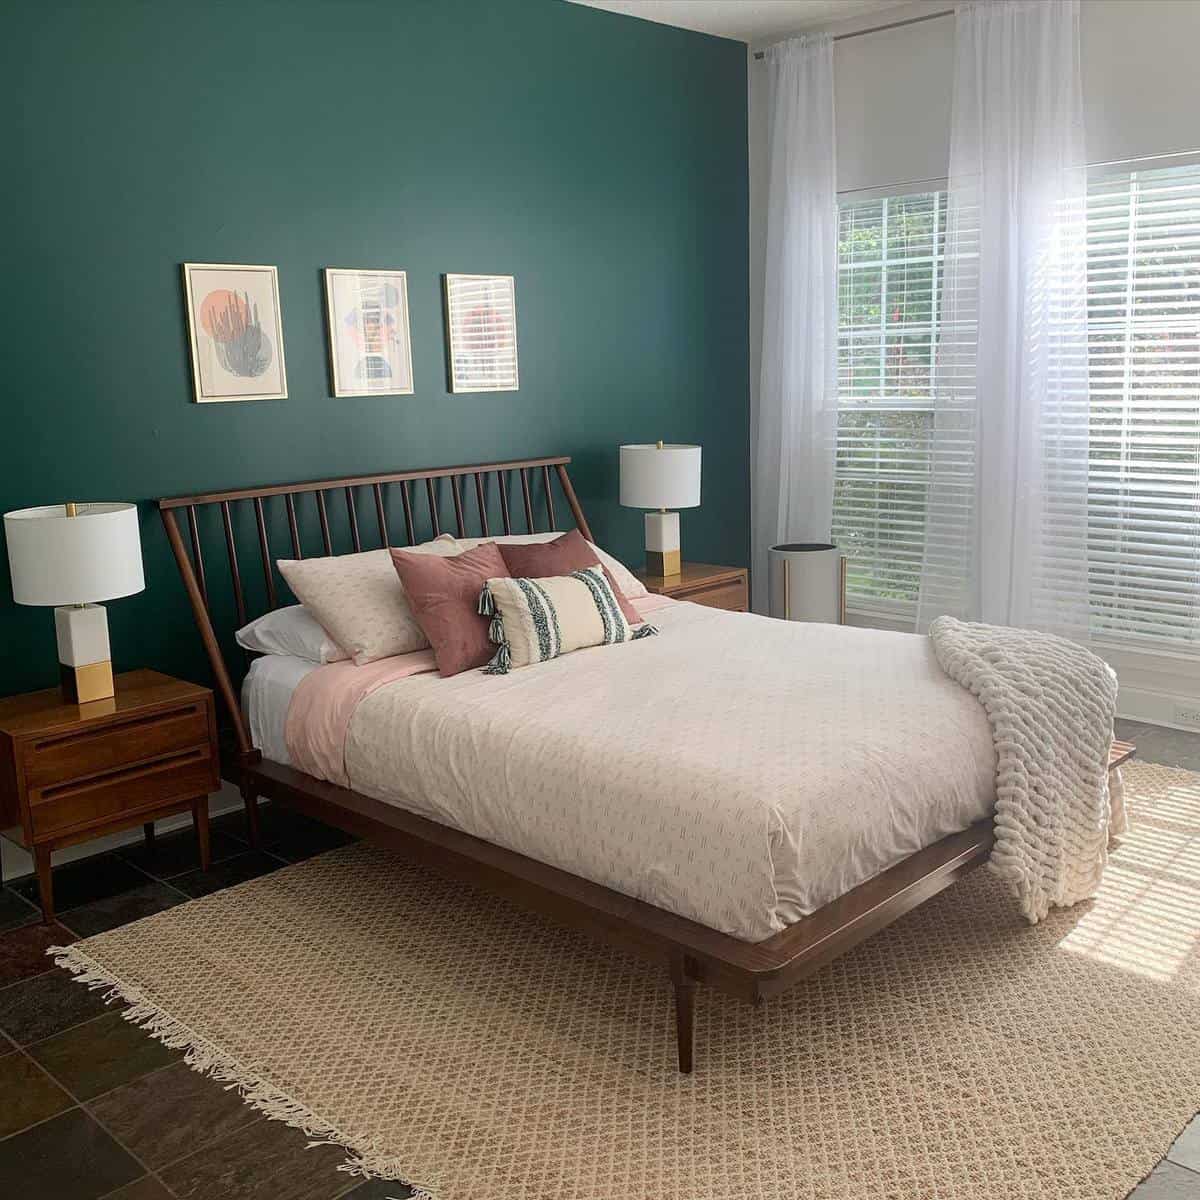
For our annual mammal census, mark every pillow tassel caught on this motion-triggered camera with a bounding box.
[488,615,505,645]
[478,585,495,617]
[483,643,511,675]
[632,623,658,640]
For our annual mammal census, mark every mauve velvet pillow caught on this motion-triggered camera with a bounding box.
[497,530,643,625]
[390,542,509,677]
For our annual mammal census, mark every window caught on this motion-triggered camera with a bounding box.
[833,164,1200,651]
[833,191,946,610]
[1085,164,1200,649]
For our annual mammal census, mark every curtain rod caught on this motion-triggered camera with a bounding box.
[752,8,954,58]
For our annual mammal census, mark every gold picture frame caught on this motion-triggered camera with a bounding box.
[181,263,287,403]
[323,268,415,397]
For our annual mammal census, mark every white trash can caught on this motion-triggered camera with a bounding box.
[768,543,847,624]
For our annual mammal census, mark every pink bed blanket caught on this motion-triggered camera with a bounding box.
[284,593,675,786]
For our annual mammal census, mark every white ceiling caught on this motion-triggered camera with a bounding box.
[567,0,913,44]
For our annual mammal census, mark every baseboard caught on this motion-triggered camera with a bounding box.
[1098,642,1200,730]
[1115,686,1200,732]
[1,780,246,882]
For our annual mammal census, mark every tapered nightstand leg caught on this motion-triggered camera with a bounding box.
[143,822,155,847]
[670,957,698,1075]
[240,783,261,849]
[34,845,54,925]
[193,797,212,871]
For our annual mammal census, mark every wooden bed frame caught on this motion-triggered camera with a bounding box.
[159,455,1134,1073]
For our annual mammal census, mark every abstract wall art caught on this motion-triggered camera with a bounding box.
[442,273,519,393]
[323,268,414,397]
[181,263,288,402]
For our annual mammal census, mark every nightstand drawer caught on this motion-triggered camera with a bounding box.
[23,703,210,790]
[681,581,748,611]
[30,747,214,839]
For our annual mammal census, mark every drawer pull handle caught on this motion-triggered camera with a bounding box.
[35,747,208,803]
[31,705,204,754]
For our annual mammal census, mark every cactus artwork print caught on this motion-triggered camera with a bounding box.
[183,263,288,402]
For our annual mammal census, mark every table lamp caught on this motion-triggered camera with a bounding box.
[4,502,145,703]
[619,442,701,577]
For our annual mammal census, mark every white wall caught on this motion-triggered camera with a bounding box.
[831,3,955,194]
[748,0,1200,722]
[1083,0,1200,168]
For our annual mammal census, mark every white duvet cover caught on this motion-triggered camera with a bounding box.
[333,602,995,942]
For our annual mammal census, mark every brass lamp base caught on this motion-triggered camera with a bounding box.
[645,548,681,577]
[60,660,115,704]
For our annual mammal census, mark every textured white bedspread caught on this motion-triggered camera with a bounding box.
[342,603,996,942]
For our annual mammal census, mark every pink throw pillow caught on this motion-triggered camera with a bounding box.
[498,530,643,626]
[390,542,509,677]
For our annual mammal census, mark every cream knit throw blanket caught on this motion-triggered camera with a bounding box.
[930,616,1119,924]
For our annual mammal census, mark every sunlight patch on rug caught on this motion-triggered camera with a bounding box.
[1058,765,1200,983]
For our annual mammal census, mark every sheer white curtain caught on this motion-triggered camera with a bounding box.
[752,34,838,612]
[917,0,1091,637]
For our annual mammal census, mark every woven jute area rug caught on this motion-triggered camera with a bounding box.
[54,760,1200,1199]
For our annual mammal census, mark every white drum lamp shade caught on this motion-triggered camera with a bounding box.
[4,502,145,703]
[5,503,144,606]
[619,443,701,578]
[619,444,701,510]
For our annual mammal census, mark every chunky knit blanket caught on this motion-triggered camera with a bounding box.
[929,616,1119,923]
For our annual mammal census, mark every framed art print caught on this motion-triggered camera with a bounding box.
[324,268,414,397]
[182,263,287,402]
[442,273,519,393]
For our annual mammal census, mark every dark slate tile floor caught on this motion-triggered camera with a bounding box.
[1,732,1199,1198]
[0,803,405,1199]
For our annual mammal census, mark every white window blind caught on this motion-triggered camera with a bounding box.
[834,163,1200,651]
[1085,163,1200,649]
[833,191,945,608]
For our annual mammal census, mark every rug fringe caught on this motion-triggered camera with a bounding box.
[48,943,438,1198]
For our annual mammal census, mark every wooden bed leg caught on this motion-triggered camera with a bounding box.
[240,783,262,849]
[671,957,698,1075]
[35,845,55,925]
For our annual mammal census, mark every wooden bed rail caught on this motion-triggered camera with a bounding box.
[160,455,592,760]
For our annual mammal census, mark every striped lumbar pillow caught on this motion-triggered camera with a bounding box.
[479,565,656,674]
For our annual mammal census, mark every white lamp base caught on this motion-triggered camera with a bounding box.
[54,603,114,703]
[644,511,681,577]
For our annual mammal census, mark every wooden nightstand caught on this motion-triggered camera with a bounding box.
[0,669,219,922]
[635,563,749,612]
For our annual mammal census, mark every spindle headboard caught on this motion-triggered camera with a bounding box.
[159,456,592,763]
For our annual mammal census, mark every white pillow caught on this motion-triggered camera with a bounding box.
[236,605,347,664]
[450,533,648,600]
[277,535,459,665]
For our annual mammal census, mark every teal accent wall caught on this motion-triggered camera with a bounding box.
[1,0,748,694]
